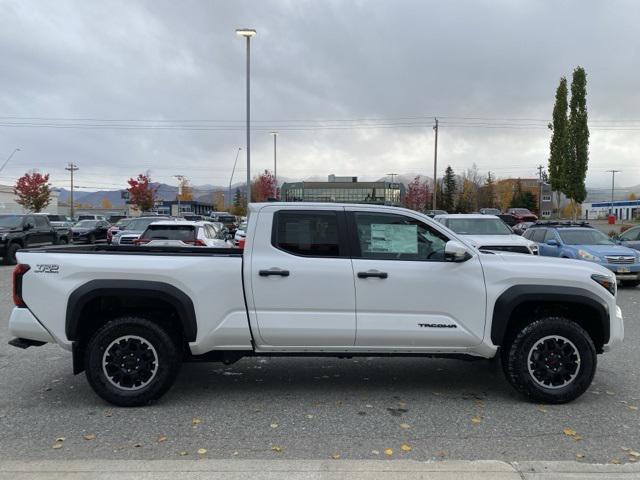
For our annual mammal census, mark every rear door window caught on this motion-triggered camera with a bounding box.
[272,211,343,257]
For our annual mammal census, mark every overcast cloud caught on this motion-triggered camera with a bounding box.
[1,0,639,192]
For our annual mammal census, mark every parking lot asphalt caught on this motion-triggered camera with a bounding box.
[0,265,639,464]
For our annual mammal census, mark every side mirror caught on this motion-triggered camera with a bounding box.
[23,223,32,231]
[546,239,559,246]
[445,240,471,262]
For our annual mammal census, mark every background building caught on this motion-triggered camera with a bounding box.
[281,175,404,206]
[583,199,640,221]
[0,184,59,214]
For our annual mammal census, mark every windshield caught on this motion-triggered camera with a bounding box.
[75,220,98,228]
[115,219,131,227]
[559,229,614,245]
[0,215,23,228]
[126,217,170,231]
[445,218,512,235]
[217,215,236,223]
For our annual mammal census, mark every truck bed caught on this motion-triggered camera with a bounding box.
[25,244,243,257]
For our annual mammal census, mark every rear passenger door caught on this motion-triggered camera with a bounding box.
[248,207,356,348]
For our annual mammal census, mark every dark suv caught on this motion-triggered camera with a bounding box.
[0,214,69,265]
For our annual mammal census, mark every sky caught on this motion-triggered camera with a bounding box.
[1,0,639,194]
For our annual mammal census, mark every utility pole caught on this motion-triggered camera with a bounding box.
[271,131,278,198]
[65,163,78,219]
[537,164,544,217]
[432,118,439,210]
[607,169,621,217]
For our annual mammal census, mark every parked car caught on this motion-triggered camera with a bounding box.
[77,214,108,221]
[210,212,238,234]
[0,214,69,265]
[497,213,517,227]
[71,220,111,244]
[107,218,133,245]
[9,203,623,406]
[479,208,501,215]
[615,225,640,251]
[135,221,234,248]
[182,214,205,222]
[434,214,538,254]
[523,223,640,287]
[234,221,248,247]
[507,208,538,223]
[512,221,535,236]
[425,209,447,218]
[45,214,75,229]
[111,216,173,245]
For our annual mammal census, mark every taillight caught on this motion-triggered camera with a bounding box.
[133,238,150,245]
[13,264,30,307]
[184,239,206,246]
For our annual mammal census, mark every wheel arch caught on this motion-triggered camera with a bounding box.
[491,285,610,353]
[66,279,197,344]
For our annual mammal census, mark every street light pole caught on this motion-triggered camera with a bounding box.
[228,147,242,210]
[432,118,439,210]
[236,28,256,208]
[271,131,278,198]
[0,147,21,174]
[65,163,79,219]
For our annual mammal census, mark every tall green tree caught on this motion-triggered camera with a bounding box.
[442,166,457,212]
[548,77,569,217]
[567,67,589,218]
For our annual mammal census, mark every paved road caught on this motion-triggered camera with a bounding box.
[1,266,639,464]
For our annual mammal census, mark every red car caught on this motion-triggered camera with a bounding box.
[507,208,538,223]
[107,218,132,244]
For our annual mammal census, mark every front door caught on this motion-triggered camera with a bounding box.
[249,207,356,347]
[347,208,486,349]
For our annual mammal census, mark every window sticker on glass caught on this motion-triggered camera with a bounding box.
[369,224,417,253]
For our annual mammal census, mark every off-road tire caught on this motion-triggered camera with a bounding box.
[84,317,181,407]
[3,243,20,265]
[502,317,596,404]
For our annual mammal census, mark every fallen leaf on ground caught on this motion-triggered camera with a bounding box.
[621,447,631,452]
[83,434,96,441]
[400,423,411,429]
[629,405,638,411]
[157,435,168,443]
[270,423,278,428]
[436,450,448,458]
[371,450,380,455]
[331,454,341,459]
[471,416,482,424]
[573,435,583,442]
[384,448,393,456]
[197,448,207,455]
[606,391,615,395]
[401,444,412,452]
[609,459,620,464]
[55,437,65,442]
[104,411,112,417]
[192,418,202,426]
[537,405,547,413]
[52,443,62,449]
[563,428,577,437]
[306,415,314,419]
[179,451,188,456]
[576,453,585,459]
[271,446,283,453]
[630,451,640,458]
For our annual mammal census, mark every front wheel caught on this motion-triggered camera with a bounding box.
[84,317,182,407]
[502,317,596,404]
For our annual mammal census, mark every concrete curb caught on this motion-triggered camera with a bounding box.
[0,460,639,479]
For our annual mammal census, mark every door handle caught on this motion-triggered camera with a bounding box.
[357,270,388,279]
[259,268,290,277]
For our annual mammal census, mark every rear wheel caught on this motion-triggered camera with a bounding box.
[502,317,596,404]
[3,243,20,265]
[57,237,68,245]
[621,280,640,288]
[84,317,182,407]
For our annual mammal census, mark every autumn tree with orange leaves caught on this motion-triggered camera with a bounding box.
[14,171,51,212]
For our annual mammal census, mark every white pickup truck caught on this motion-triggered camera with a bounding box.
[8,203,624,406]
